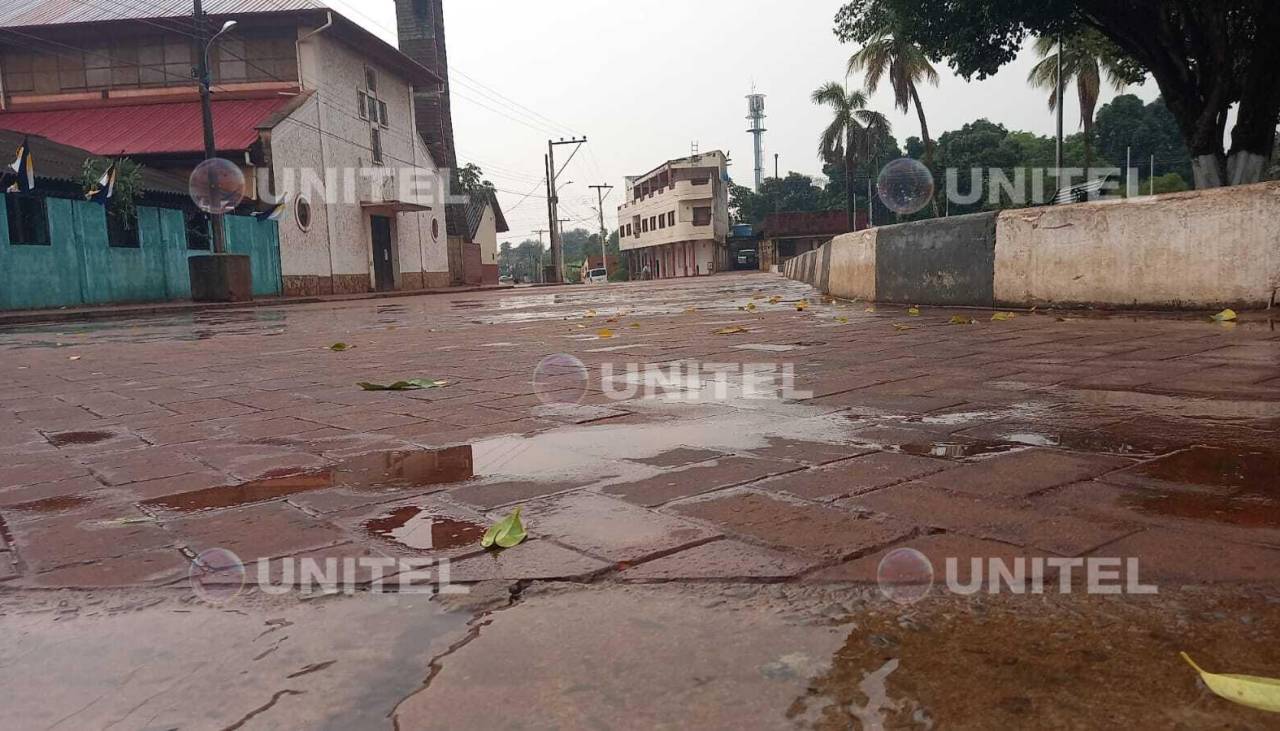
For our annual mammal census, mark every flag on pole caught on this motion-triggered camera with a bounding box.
[6,136,35,193]
[255,194,290,222]
[86,160,118,205]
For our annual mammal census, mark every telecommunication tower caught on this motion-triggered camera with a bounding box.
[746,92,767,191]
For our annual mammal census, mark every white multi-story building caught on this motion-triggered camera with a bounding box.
[617,150,730,278]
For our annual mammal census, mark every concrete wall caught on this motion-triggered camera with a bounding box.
[784,181,1280,311]
[995,183,1280,309]
[0,197,279,311]
[876,212,997,307]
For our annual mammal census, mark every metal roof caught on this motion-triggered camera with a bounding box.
[0,97,294,156]
[0,0,325,28]
[0,129,189,196]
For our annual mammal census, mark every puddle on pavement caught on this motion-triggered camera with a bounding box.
[1122,447,1280,527]
[45,430,114,447]
[6,495,93,514]
[141,447,476,512]
[898,441,1026,460]
[363,506,487,550]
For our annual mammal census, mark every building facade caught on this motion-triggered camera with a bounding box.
[0,0,453,298]
[757,210,857,272]
[617,150,730,279]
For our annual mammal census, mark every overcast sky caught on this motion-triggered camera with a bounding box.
[328,0,1159,242]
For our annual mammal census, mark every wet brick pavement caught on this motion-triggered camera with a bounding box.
[0,272,1277,590]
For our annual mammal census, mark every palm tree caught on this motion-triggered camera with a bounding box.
[812,83,891,230]
[847,32,939,170]
[1028,29,1129,174]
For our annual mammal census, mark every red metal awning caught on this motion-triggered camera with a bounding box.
[0,97,294,157]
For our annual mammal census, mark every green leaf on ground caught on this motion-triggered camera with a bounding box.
[330,342,354,351]
[949,316,977,325]
[991,312,1017,322]
[482,507,528,549]
[357,379,449,391]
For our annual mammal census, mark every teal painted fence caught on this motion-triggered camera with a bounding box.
[0,196,281,310]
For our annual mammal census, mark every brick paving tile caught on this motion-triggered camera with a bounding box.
[256,542,403,587]
[1088,529,1280,584]
[166,398,260,419]
[807,533,1054,586]
[517,492,719,563]
[626,447,727,468]
[303,410,426,432]
[759,452,956,502]
[422,406,531,429]
[330,496,491,561]
[604,456,802,507]
[0,458,93,490]
[0,475,106,509]
[1038,481,1280,549]
[904,448,1133,498]
[166,502,347,561]
[19,548,189,589]
[82,447,210,486]
[118,471,234,501]
[446,480,592,510]
[224,417,332,440]
[442,541,610,583]
[0,551,16,581]
[843,484,1136,557]
[621,539,816,580]
[739,438,875,466]
[14,405,103,431]
[7,507,173,572]
[673,491,914,560]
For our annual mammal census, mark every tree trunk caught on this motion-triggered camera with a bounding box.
[910,85,941,217]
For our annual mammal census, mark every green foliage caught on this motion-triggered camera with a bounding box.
[731,173,831,225]
[80,158,143,228]
[456,163,494,195]
[1093,95,1192,183]
[1148,173,1190,195]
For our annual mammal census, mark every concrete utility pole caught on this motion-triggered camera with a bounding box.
[774,153,779,180]
[588,184,613,278]
[546,137,587,283]
[193,0,226,254]
[533,229,549,283]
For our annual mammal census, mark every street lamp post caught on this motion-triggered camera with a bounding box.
[195,4,236,254]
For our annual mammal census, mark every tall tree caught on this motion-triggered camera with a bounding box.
[833,0,1280,188]
[812,83,892,229]
[847,26,940,171]
[1026,29,1131,173]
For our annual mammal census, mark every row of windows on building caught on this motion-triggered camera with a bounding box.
[622,207,713,238]
[4,193,215,251]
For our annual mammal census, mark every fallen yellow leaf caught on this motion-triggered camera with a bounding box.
[768,296,781,305]
[835,316,850,324]
[745,302,757,312]
[991,312,1017,322]
[1182,652,1280,713]
[908,307,921,317]
[795,300,810,312]
[893,323,913,332]
[597,328,615,339]
[714,326,748,335]
[585,309,597,318]
[949,316,976,325]
[629,323,641,329]
[865,307,877,313]
[1212,309,1238,323]
[684,307,697,314]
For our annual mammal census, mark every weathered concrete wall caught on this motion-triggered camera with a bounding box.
[995,182,1280,309]
[826,229,877,301]
[786,182,1280,310]
[876,212,997,307]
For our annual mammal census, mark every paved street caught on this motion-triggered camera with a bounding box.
[1,271,1278,590]
[2,272,1280,728]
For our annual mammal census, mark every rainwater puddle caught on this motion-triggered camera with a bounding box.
[141,446,475,512]
[363,506,487,550]
[898,441,1026,460]
[45,430,114,447]
[1121,447,1280,527]
[7,495,92,514]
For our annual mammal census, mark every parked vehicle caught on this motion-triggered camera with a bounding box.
[584,268,609,284]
